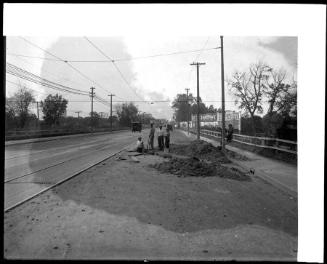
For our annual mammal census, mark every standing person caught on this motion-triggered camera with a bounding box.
[164,126,170,152]
[148,123,155,150]
[227,124,234,143]
[157,125,164,150]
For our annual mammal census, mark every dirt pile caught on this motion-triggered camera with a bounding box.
[169,140,230,163]
[150,157,217,177]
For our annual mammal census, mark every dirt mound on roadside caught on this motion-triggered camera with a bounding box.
[169,140,230,163]
[150,157,251,181]
[150,157,217,177]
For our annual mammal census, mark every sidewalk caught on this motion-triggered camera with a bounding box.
[180,130,297,198]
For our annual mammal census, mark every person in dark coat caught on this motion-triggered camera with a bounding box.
[226,124,234,143]
[164,127,170,151]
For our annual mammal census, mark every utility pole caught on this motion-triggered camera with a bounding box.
[190,62,206,140]
[185,88,190,134]
[220,36,226,151]
[90,87,95,129]
[108,94,115,132]
[90,87,95,118]
[36,101,40,120]
[75,111,81,118]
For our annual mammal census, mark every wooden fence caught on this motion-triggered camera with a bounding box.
[188,129,297,155]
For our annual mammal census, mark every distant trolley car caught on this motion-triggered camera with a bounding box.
[132,122,142,132]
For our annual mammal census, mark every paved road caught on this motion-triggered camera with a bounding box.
[4,129,297,260]
[4,130,147,210]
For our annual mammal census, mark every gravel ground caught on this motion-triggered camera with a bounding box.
[4,130,297,260]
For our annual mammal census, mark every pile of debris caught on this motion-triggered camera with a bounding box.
[169,140,230,163]
[150,140,251,180]
[150,157,217,177]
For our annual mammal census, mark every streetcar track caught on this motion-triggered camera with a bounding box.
[5,136,119,161]
[4,142,134,212]
[5,142,123,183]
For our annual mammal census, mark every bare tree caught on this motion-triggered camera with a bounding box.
[265,68,291,115]
[230,61,272,135]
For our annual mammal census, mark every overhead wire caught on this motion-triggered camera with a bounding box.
[7,47,218,63]
[7,50,92,89]
[6,63,114,106]
[84,37,143,101]
[20,37,114,97]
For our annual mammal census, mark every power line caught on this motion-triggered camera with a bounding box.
[7,53,62,61]
[113,47,218,62]
[6,63,89,96]
[84,37,143,101]
[7,52,91,89]
[20,37,112,96]
[6,62,113,107]
[6,79,48,95]
[7,47,219,63]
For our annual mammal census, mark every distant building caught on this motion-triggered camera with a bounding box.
[191,110,241,131]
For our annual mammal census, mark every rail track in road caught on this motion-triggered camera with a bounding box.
[4,131,140,212]
[4,142,134,212]
[5,139,122,183]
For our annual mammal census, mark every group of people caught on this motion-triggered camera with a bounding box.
[136,123,171,153]
[149,123,170,151]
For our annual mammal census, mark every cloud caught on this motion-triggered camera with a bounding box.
[258,37,297,69]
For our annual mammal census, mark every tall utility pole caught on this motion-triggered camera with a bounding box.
[90,87,95,120]
[108,94,115,132]
[185,88,190,134]
[36,101,40,120]
[220,36,226,151]
[75,111,81,118]
[190,62,206,140]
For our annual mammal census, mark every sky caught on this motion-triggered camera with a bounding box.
[6,36,297,120]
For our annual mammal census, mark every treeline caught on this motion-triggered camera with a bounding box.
[172,61,297,139]
[5,86,158,133]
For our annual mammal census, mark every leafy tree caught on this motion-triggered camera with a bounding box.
[5,100,17,130]
[190,100,209,115]
[41,94,68,127]
[275,82,297,118]
[172,93,194,122]
[230,61,272,135]
[241,115,264,136]
[172,93,214,122]
[262,112,284,137]
[207,105,218,114]
[7,87,36,128]
[115,103,139,127]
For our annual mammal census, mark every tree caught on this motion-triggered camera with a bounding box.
[172,93,215,122]
[115,103,139,127]
[41,94,68,127]
[275,82,297,118]
[241,115,264,136]
[7,87,35,128]
[262,112,284,137]
[264,68,291,115]
[190,100,209,115]
[172,93,194,122]
[230,61,272,135]
[207,105,218,114]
